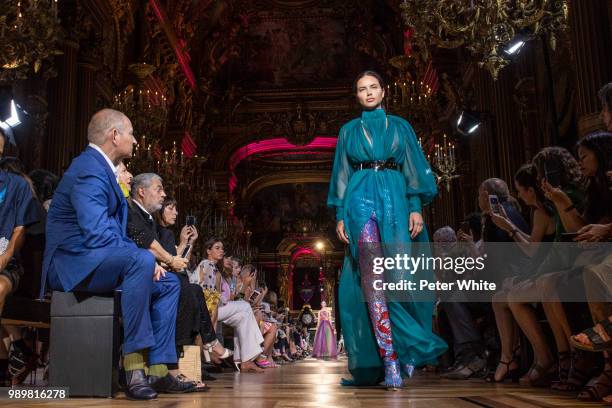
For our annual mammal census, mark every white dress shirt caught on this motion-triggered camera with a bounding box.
[132,198,153,221]
[88,143,118,177]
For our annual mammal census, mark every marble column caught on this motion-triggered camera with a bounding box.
[569,0,612,136]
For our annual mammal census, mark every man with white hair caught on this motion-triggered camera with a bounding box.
[43,109,189,399]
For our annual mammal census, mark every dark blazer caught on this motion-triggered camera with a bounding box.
[43,146,136,292]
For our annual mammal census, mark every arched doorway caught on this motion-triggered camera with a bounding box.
[290,247,322,310]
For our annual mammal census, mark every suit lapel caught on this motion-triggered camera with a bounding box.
[86,147,125,205]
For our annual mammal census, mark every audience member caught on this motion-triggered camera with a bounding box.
[43,109,183,400]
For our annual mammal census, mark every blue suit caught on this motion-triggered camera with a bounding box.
[43,146,179,364]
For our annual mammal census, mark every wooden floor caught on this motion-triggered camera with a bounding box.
[5,356,603,407]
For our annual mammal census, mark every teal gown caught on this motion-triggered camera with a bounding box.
[327,108,447,385]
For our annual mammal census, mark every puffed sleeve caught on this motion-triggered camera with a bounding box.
[327,126,354,221]
[398,118,437,212]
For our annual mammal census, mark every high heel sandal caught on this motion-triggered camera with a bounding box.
[486,346,520,383]
[202,339,233,363]
[485,358,520,383]
[519,361,557,387]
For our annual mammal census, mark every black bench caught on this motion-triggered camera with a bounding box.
[48,291,121,397]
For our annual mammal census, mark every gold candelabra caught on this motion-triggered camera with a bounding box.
[430,134,459,192]
[388,55,435,119]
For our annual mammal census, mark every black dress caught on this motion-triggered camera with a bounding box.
[157,226,217,345]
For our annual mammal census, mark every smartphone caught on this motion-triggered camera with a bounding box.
[560,232,579,242]
[186,215,196,227]
[488,194,501,213]
[181,244,191,258]
[544,161,562,188]
[249,290,261,303]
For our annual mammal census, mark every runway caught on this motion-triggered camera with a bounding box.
[3,356,599,407]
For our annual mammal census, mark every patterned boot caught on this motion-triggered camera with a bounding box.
[367,301,403,390]
[359,217,403,390]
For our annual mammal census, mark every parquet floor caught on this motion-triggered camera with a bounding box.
[3,356,604,407]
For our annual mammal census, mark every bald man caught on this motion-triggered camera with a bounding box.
[43,109,192,399]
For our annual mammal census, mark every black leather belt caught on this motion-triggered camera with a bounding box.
[353,159,400,172]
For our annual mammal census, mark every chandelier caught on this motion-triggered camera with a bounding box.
[400,0,569,79]
[0,0,63,82]
[388,55,436,121]
[201,206,259,264]
[112,63,169,143]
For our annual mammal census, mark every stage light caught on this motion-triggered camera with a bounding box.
[0,98,21,130]
[504,39,526,55]
[456,110,482,136]
[315,241,325,251]
[0,100,22,130]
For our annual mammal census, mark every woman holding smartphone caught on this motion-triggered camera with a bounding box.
[327,70,446,389]
[155,198,231,391]
[196,242,268,373]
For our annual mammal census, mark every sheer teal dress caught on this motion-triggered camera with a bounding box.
[327,108,447,385]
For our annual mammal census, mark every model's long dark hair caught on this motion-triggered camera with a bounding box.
[576,131,612,223]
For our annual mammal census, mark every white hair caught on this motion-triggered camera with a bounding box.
[87,108,129,145]
[130,173,162,198]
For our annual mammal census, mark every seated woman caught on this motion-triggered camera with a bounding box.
[235,264,279,368]
[487,164,556,384]
[535,133,612,399]
[195,238,264,373]
[155,198,233,388]
[535,135,611,394]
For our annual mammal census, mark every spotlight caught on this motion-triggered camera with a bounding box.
[0,100,22,130]
[315,241,324,251]
[504,39,526,56]
[456,110,482,136]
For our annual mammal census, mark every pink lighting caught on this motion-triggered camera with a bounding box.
[290,247,321,264]
[228,136,337,194]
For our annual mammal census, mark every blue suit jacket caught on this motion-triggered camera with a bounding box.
[43,147,137,293]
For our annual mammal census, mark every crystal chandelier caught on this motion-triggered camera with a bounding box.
[0,0,63,82]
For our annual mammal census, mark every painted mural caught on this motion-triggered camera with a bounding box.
[240,13,348,88]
